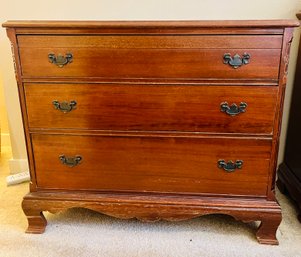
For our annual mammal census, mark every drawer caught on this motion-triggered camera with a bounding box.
[32,134,272,196]
[25,83,278,134]
[18,35,282,79]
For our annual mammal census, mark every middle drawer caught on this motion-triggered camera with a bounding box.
[24,83,278,134]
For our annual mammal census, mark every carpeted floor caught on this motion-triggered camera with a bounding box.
[1,146,301,257]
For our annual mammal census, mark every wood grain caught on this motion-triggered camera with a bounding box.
[266,27,295,200]
[32,134,272,196]
[24,83,278,134]
[18,35,283,49]
[3,19,299,28]
[22,191,282,244]
[19,47,281,79]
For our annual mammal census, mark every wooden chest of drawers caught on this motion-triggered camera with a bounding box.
[3,20,299,244]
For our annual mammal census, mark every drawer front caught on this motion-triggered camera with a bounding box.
[32,134,271,196]
[18,35,281,79]
[25,84,278,134]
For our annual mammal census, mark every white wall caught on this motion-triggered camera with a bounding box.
[0,0,300,172]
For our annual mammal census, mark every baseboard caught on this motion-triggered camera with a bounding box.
[1,133,11,147]
[8,158,29,174]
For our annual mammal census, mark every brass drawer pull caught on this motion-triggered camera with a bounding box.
[48,53,73,67]
[223,53,250,69]
[217,160,243,172]
[59,155,82,167]
[220,102,247,116]
[52,100,77,113]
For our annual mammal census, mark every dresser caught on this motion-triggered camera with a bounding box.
[3,20,298,245]
[277,13,301,223]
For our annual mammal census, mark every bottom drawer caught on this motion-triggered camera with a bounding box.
[32,134,272,196]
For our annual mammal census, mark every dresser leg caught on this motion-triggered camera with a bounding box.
[22,200,47,234]
[256,215,281,245]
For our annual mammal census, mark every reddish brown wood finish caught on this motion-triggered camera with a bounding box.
[32,134,272,196]
[18,35,283,48]
[22,191,281,244]
[267,27,295,200]
[3,20,299,28]
[24,83,278,134]
[3,20,299,245]
[5,29,39,192]
[19,47,280,79]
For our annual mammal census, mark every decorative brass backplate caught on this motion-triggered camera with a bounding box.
[48,53,73,67]
[223,53,250,69]
[52,100,77,113]
[220,102,247,116]
[217,160,243,172]
[59,155,82,167]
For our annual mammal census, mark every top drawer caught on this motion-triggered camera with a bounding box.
[18,35,282,80]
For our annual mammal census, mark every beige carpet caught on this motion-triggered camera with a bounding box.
[1,146,301,257]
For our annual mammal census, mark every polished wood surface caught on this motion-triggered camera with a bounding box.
[25,83,278,134]
[3,20,299,28]
[19,46,280,79]
[3,20,298,244]
[18,35,283,48]
[22,191,281,245]
[32,134,272,195]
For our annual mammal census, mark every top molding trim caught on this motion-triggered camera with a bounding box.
[2,20,300,29]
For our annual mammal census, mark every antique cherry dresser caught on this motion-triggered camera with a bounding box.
[3,20,299,244]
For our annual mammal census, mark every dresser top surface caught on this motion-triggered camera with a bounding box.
[2,19,299,28]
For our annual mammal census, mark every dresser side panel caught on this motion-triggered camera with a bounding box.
[6,28,37,192]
